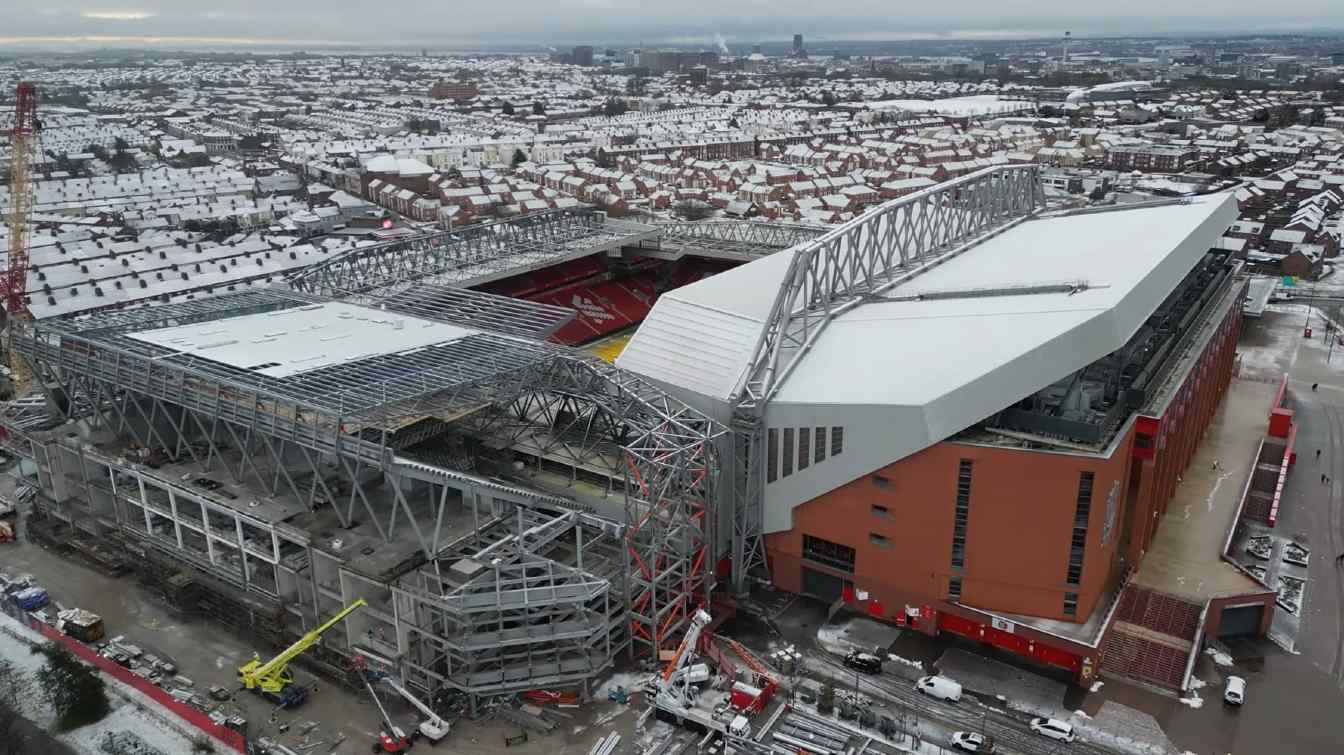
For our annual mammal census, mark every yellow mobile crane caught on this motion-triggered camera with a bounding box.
[238,599,366,708]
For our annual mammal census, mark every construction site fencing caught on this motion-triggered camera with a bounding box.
[0,605,247,753]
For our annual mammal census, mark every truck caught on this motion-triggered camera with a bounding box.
[648,609,753,748]
[13,586,49,611]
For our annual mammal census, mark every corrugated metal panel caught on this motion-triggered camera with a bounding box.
[616,294,764,402]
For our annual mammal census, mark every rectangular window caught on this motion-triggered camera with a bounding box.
[872,475,891,489]
[831,426,844,457]
[871,504,889,518]
[1065,472,1094,586]
[798,428,810,471]
[950,459,973,569]
[869,533,889,547]
[1063,592,1078,617]
[949,577,963,600]
[782,428,795,478]
[815,428,826,464]
[767,428,779,483]
[802,534,855,573]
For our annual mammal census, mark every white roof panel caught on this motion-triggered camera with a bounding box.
[127,302,478,378]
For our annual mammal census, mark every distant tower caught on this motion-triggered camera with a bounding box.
[1062,31,1072,63]
[793,34,804,56]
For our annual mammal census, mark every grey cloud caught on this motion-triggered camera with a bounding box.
[0,0,1340,46]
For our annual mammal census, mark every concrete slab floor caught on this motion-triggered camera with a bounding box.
[1130,377,1273,602]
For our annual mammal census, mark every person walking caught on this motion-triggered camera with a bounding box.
[1318,449,1323,461]
[1313,383,1319,391]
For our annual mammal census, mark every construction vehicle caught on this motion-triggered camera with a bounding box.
[648,608,752,746]
[238,599,366,708]
[363,673,414,753]
[56,608,105,642]
[3,82,38,399]
[372,674,450,744]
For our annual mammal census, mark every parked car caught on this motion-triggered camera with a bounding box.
[1029,717,1076,743]
[915,675,962,702]
[951,731,995,753]
[844,649,883,675]
[1224,676,1246,706]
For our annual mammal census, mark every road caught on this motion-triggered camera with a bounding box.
[805,653,1112,755]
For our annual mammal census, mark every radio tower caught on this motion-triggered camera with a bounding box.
[4,81,38,396]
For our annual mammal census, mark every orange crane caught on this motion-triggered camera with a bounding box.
[3,81,37,396]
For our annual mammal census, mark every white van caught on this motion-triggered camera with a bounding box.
[915,675,962,702]
[1224,676,1246,706]
[1029,718,1075,743]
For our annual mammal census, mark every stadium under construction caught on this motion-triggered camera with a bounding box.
[0,165,1266,707]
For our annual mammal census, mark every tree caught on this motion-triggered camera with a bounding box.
[817,682,835,715]
[0,659,32,712]
[821,90,838,107]
[602,98,628,117]
[531,101,545,116]
[501,101,515,116]
[113,136,129,152]
[34,645,109,731]
[673,199,713,220]
[511,148,527,167]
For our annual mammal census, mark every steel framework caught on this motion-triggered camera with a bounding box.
[9,280,724,660]
[648,220,828,261]
[729,166,1044,590]
[288,209,658,297]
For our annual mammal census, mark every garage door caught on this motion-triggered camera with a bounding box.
[801,567,846,603]
[1219,603,1264,637]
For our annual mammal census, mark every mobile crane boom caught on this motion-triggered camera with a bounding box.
[238,598,366,707]
[379,675,450,742]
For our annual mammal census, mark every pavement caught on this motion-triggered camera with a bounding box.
[1078,305,1344,755]
[1130,377,1272,603]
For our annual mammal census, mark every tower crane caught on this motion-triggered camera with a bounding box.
[3,82,37,398]
[238,599,366,708]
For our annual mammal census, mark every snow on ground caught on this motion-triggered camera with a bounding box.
[1188,676,1207,690]
[885,653,924,671]
[1090,680,1105,693]
[1178,688,1204,709]
[595,670,648,699]
[1071,701,1182,755]
[0,613,204,755]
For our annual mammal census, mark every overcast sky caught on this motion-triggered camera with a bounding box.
[0,1,1340,48]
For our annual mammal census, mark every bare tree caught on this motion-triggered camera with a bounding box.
[673,199,714,221]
